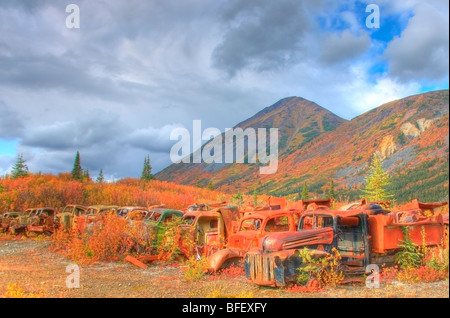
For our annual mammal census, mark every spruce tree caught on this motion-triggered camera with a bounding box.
[71,151,83,182]
[328,179,336,200]
[206,180,214,190]
[362,154,393,201]
[233,191,244,206]
[84,168,91,182]
[141,155,153,181]
[301,182,309,200]
[253,189,258,206]
[96,169,105,183]
[195,176,201,188]
[11,154,29,179]
[297,183,302,200]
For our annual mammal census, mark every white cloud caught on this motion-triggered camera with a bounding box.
[0,154,14,176]
[350,78,421,113]
[383,2,449,82]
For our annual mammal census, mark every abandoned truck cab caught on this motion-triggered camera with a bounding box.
[27,207,58,235]
[143,208,184,247]
[245,201,447,287]
[209,210,298,271]
[245,210,370,286]
[55,205,87,231]
[0,212,22,233]
[76,205,119,232]
[179,205,239,258]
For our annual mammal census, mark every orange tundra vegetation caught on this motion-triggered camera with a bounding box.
[0,173,230,212]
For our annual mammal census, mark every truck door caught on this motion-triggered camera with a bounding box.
[336,215,367,269]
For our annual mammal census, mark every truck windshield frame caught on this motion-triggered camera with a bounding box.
[299,213,334,230]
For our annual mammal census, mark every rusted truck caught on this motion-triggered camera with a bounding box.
[288,199,334,211]
[185,201,228,212]
[244,200,448,287]
[0,212,22,233]
[55,205,87,231]
[143,208,184,248]
[75,205,119,232]
[8,208,58,235]
[8,208,39,235]
[117,206,148,218]
[208,200,334,271]
[179,205,240,259]
[26,207,58,235]
[209,209,299,271]
[125,209,150,221]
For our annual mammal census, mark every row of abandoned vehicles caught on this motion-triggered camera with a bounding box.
[1,198,448,287]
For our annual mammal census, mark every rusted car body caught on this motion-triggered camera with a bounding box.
[21,208,39,222]
[185,201,228,212]
[265,196,287,210]
[339,199,391,213]
[22,208,38,218]
[143,208,184,248]
[245,200,447,287]
[8,208,39,235]
[179,205,239,258]
[117,206,148,218]
[0,212,22,233]
[125,208,150,221]
[209,210,298,271]
[75,205,119,232]
[55,205,87,231]
[26,207,58,234]
[288,199,334,211]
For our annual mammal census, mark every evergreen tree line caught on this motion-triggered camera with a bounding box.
[9,151,154,184]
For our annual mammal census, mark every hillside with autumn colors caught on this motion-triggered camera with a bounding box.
[157,90,449,203]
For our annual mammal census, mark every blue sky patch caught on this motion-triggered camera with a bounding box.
[0,139,18,156]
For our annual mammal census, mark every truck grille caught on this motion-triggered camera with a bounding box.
[247,253,274,284]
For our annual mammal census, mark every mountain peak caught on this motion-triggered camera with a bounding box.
[238,96,345,128]
[157,90,448,203]
[254,96,332,118]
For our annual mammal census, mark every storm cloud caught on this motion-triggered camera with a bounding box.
[126,124,185,154]
[22,110,121,150]
[0,0,448,179]
[0,101,24,139]
[320,30,371,65]
[212,0,318,76]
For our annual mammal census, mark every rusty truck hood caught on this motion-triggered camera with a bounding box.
[261,227,334,252]
[214,206,239,238]
[227,231,260,250]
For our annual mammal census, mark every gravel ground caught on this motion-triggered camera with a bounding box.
[0,239,448,298]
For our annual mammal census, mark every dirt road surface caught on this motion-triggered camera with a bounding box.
[0,239,448,298]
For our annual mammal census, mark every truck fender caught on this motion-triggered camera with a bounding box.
[209,248,247,272]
